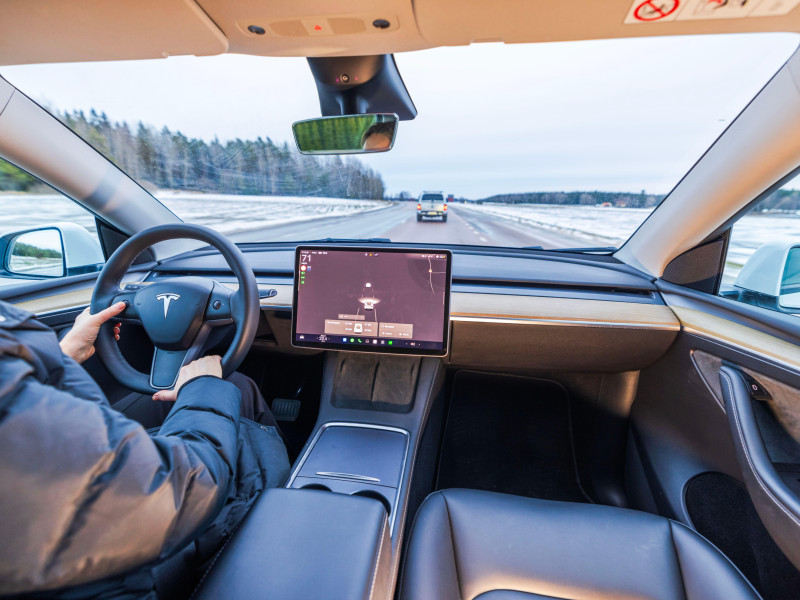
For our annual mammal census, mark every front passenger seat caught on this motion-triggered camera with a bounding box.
[400,489,760,600]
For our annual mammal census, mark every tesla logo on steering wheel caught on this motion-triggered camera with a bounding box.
[156,293,180,318]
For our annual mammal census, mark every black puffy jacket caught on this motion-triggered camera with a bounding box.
[0,301,289,598]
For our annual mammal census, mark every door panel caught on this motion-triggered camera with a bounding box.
[628,280,800,598]
[720,366,800,571]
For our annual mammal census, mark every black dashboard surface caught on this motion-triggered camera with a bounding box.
[153,244,657,296]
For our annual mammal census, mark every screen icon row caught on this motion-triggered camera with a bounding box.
[339,337,390,345]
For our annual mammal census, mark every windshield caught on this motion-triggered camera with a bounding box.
[2,34,797,250]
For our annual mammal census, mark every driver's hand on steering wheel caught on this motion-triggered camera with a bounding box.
[152,355,223,402]
[59,302,126,364]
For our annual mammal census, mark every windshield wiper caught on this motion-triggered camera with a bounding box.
[522,245,617,253]
[303,237,392,243]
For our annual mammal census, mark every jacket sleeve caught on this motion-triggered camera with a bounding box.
[59,354,110,406]
[0,357,242,596]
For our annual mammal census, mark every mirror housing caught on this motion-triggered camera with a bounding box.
[293,114,398,155]
[6,228,65,278]
[779,246,800,310]
[1,223,105,280]
[731,240,800,313]
[307,54,416,121]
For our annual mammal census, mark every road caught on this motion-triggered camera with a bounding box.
[231,203,586,248]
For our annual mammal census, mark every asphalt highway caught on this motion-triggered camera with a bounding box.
[231,203,586,249]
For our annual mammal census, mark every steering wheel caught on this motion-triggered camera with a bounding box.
[91,224,259,394]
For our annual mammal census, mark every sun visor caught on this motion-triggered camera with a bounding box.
[0,0,227,66]
[413,0,800,46]
[307,54,417,121]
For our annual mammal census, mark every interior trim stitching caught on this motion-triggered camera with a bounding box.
[394,488,438,599]
[668,518,761,599]
[667,521,690,600]
[721,371,800,528]
[565,385,593,503]
[388,359,444,595]
[441,493,464,600]
[368,517,388,600]
[189,509,247,599]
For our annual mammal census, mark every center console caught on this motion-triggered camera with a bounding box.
[195,487,392,600]
[195,353,445,600]
[196,246,451,599]
[287,423,408,532]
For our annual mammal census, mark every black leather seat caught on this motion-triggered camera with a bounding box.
[400,489,760,600]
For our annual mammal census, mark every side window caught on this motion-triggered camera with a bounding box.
[720,173,800,315]
[0,158,105,287]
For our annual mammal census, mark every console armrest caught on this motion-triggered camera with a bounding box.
[194,488,391,600]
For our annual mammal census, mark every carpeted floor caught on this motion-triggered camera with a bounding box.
[436,371,589,502]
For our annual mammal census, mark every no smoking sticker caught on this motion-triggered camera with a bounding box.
[632,0,681,21]
[624,0,800,23]
[625,0,682,22]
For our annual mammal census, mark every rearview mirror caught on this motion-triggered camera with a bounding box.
[292,114,398,155]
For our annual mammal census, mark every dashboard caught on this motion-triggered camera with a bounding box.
[143,243,680,373]
[8,243,680,373]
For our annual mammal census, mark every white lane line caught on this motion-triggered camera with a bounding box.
[479,236,488,242]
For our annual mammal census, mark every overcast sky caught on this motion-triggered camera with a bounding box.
[2,33,798,198]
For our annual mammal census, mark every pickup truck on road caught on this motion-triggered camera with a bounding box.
[417,191,448,222]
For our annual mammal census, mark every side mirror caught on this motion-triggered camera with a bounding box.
[6,228,65,278]
[779,246,800,310]
[1,223,105,280]
[733,241,800,313]
[292,114,398,155]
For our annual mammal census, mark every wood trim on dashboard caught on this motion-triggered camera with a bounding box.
[14,288,94,314]
[450,293,680,330]
[15,282,296,314]
[15,283,681,333]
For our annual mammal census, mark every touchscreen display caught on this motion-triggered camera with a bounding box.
[292,247,452,355]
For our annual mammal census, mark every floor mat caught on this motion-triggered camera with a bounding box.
[436,371,589,502]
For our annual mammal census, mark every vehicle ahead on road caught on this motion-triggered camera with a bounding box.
[416,191,448,222]
[5,4,800,600]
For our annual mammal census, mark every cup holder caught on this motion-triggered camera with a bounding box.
[351,490,392,515]
[301,484,332,492]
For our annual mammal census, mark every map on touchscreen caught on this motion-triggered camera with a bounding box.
[293,248,451,354]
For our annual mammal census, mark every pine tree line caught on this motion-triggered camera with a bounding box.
[0,109,386,199]
[480,191,665,208]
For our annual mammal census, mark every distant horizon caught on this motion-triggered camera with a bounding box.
[3,34,798,198]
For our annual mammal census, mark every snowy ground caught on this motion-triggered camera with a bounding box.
[459,202,800,281]
[0,192,390,234]
[457,203,652,246]
[155,192,392,235]
[0,192,391,237]
[2,193,797,283]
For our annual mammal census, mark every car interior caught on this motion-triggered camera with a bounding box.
[5,1,800,599]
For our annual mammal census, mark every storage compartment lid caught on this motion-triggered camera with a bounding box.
[297,425,407,487]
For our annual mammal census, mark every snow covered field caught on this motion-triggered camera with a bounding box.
[0,192,391,237]
[2,193,797,282]
[459,202,800,280]
[156,192,391,235]
[457,203,652,246]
